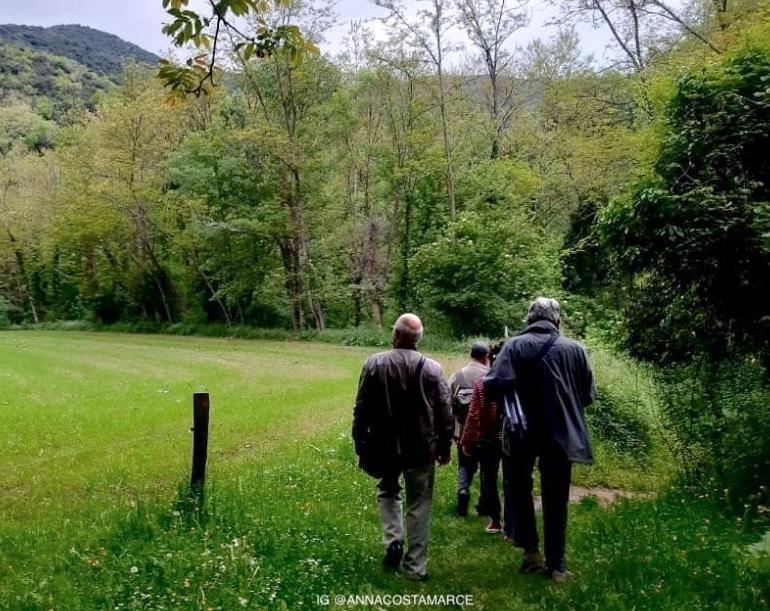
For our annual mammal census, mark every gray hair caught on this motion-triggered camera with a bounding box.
[526,297,561,325]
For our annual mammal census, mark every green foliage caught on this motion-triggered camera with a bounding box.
[655,358,770,517]
[0,295,10,329]
[411,208,561,338]
[168,126,287,326]
[0,100,57,154]
[579,342,672,491]
[159,0,318,101]
[561,197,614,296]
[600,45,770,365]
[743,530,770,575]
[588,382,653,458]
[454,157,541,214]
[558,293,625,347]
[0,43,115,121]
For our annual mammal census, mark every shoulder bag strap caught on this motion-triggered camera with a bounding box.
[533,333,558,361]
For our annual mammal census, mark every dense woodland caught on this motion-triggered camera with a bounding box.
[1,0,769,517]
[0,24,160,77]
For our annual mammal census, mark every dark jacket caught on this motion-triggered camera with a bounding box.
[483,321,596,464]
[353,348,453,469]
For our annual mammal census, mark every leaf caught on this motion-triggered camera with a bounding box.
[231,0,252,17]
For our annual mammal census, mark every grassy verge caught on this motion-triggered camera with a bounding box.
[1,331,767,609]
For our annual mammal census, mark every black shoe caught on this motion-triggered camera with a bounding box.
[520,551,545,575]
[404,571,429,582]
[457,491,469,517]
[383,541,403,570]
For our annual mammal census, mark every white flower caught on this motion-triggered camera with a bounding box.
[130,566,139,574]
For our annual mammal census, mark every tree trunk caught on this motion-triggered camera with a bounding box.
[189,247,232,325]
[279,238,302,331]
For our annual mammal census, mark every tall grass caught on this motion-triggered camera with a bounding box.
[1,331,767,609]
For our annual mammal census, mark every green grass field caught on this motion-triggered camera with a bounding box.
[1,331,767,610]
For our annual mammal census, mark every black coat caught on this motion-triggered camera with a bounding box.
[483,321,596,464]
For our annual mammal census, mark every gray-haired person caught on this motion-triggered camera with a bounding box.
[353,313,453,582]
[484,297,595,581]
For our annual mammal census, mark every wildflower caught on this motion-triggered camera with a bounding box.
[130,566,139,574]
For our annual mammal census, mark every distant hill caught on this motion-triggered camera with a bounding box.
[0,24,160,79]
[0,42,116,120]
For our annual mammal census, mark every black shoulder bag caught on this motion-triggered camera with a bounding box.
[501,334,558,454]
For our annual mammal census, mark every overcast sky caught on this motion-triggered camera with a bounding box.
[0,0,599,61]
[0,0,401,55]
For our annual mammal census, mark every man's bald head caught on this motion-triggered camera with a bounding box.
[392,313,424,347]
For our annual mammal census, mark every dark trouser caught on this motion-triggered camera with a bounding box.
[506,435,572,572]
[502,454,514,538]
[477,440,502,522]
[456,445,479,494]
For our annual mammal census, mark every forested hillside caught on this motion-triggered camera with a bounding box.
[0,24,159,78]
[1,0,767,340]
[0,43,114,120]
[1,1,767,340]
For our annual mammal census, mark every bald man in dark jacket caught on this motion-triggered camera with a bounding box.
[353,313,453,582]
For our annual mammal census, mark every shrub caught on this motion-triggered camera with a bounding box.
[656,358,770,518]
[587,382,653,458]
[743,530,770,576]
[0,296,9,329]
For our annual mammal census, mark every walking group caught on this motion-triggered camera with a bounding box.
[352,297,596,583]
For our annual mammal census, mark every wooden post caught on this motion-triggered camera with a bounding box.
[190,392,210,498]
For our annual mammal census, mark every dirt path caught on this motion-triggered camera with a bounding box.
[532,486,642,511]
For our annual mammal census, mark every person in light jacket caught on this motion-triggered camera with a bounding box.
[447,341,490,518]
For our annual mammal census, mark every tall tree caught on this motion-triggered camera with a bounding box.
[54,67,188,323]
[0,150,54,323]
[232,3,340,330]
[512,29,642,231]
[412,158,560,336]
[376,0,459,220]
[367,39,450,314]
[550,0,722,72]
[454,0,529,158]
[599,45,770,364]
[167,121,285,326]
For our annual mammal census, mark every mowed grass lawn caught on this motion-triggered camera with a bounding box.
[1,331,764,610]
[1,330,377,523]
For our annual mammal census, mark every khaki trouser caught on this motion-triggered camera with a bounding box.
[376,464,435,578]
